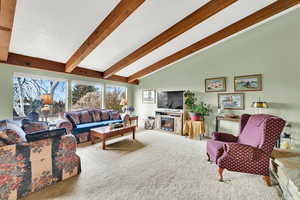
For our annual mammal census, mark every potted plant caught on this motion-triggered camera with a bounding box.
[184,90,211,121]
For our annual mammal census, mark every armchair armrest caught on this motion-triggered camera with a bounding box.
[212,132,238,142]
[56,120,73,133]
[223,143,264,161]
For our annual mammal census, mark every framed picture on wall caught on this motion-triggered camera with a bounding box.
[234,74,262,91]
[218,93,245,110]
[205,77,226,92]
[142,89,156,104]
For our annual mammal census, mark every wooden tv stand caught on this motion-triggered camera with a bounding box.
[155,110,183,135]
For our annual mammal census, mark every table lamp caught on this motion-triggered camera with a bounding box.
[251,98,268,114]
[41,94,52,122]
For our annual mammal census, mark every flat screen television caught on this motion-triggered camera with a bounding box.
[157,91,184,110]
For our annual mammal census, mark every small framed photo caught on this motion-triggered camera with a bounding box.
[218,93,245,110]
[205,77,226,92]
[234,74,262,92]
[142,89,156,104]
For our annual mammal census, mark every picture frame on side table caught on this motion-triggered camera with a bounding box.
[218,93,245,110]
[234,74,262,92]
[142,89,156,104]
[205,77,226,92]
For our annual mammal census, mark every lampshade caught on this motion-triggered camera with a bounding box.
[41,94,52,105]
[120,98,128,106]
[251,101,269,108]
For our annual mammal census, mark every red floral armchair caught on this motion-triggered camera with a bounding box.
[0,120,81,200]
[207,114,285,186]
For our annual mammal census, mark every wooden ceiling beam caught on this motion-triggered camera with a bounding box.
[128,0,300,82]
[0,0,17,61]
[103,0,237,78]
[65,0,145,73]
[2,53,138,85]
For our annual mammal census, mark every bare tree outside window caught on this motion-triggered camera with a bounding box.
[13,76,67,122]
[71,83,102,110]
[105,85,127,111]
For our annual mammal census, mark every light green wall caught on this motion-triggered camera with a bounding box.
[134,8,300,150]
[0,63,135,119]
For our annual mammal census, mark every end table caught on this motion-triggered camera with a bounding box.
[129,116,138,128]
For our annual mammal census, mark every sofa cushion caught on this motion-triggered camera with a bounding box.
[101,110,111,121]
[0,120,27,146]
[80,110,93,124]
[110,111,121,120]
[90,109,101,122]
[65,112,80,127]
[26,128,67,142]
[72,120,123,135]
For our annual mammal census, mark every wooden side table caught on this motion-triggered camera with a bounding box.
[183,120,205,139]
[129,116,138,128]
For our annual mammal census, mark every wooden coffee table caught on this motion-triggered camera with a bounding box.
[90,125,136,150]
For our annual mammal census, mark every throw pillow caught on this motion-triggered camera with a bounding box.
[101,110,110,121]
[0,120,27,146]
[111,111,121,120]
[90,110,101,122]
[80,110,93,124]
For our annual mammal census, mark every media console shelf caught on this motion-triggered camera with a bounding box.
[155,111,183,135]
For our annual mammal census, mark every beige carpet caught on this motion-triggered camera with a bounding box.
[23,130,281,200]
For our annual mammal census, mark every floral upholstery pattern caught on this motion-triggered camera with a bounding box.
[65,112,80,126]
[100,110,110,121]
[79,111,92,124]
[110,111,121,120]
[56,120,73,134]
[207,114,285,177]
[22,122,48,134]
[0,121,26,147]
[76,132,90,143]
[90,110,101,122]
[0,134,81,200]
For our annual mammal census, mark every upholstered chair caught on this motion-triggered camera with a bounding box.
[206,114,285,186]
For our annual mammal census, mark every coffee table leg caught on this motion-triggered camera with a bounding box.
[102,138,106,150]
[91,134,95,144]
[133,128,135,140]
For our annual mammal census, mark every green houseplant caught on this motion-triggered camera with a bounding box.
[184,90,211,121]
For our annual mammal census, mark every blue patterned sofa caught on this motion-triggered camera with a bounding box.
[0,120,81,200]
[57,109,129,143]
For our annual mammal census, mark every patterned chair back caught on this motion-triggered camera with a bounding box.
[237,114,285,154]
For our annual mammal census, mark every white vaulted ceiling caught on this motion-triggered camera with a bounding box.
[9,0,300,80]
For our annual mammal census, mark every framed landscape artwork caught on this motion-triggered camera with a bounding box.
[205,77,226,92]
[142,89,156,104]
[218,93,245,110]
[234,74,262,91]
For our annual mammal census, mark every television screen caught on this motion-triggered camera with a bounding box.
[157,91,184,110]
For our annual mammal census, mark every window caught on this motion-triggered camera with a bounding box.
[105,85,127,111]
[71,81,103,111]
[13,74,67,123]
